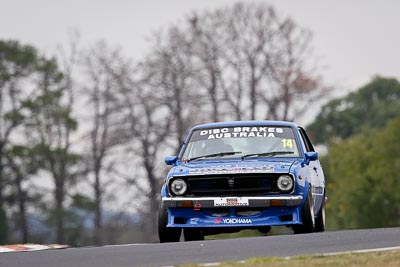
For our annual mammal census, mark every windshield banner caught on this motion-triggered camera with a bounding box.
[190,126,294,142]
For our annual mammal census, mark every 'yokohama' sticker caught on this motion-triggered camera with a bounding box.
[214,218,253,224]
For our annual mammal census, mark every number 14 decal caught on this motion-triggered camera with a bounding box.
[281,139,293,148]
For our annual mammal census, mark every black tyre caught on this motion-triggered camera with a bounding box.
[158,203,181,243]
[293,189,315,234]
[183,228,205,241]
[315,196,326,232]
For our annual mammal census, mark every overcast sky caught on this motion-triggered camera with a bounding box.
[1,0,399,95]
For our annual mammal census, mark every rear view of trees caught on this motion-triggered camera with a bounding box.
[1,2,329,245]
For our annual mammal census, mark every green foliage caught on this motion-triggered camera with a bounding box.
[307,76,400,144]
[35,57,64,82]
[72,194,96,212]
[0,39,80,244]
[0,40,42,245]
[6,145,40,175]
[323,115,400,229]
[30,143,79,167]
[0,40,38,81]
[3,110,25,124]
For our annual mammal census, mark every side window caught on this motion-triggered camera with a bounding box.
[298,127,315,152]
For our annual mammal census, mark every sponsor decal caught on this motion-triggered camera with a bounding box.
[199,127,284,140]
[190,218,200,224]
[214,197,249,207]
[214,218,223,224]
[189,164,275,174]
[214,218,253,224]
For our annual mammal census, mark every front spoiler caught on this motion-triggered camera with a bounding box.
[162,195,303,208]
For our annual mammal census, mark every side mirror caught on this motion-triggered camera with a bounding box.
[305,152,319,161]
[302,152,318,166]
[165,156,178,165]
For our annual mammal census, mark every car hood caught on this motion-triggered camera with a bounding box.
[169,159,299,177]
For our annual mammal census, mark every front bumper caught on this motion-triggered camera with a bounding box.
[163,195,304,228]
[163,195,303,208]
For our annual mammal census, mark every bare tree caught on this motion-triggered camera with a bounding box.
[162,2,328,122]
[260,17,327,121]
[188,12,225,122]
[146,28,205,151]
[113,63,172,240]
[223,3,280,120]
[80,41,130,244]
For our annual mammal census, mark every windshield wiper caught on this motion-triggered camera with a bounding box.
[242,151,294,159]
[188,151,242,162]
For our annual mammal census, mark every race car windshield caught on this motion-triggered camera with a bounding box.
[181,126,300,161]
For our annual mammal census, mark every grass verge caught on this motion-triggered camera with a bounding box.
[178,249,400,267]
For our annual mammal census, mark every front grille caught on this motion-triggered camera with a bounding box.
[179,174,282,196]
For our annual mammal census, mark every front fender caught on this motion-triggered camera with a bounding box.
[291,162,308,195]
[299,180,311,207]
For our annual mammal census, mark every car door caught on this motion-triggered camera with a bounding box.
[298,127,325,214]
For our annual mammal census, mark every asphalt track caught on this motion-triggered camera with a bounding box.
[2,228,400,267]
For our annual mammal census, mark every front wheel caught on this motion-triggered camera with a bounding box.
[158,203,181,243]
[293,189,315,234]
[315,196,326,232]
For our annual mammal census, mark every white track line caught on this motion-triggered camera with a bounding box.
[321,246,400,256]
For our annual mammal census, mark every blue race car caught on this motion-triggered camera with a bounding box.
[159,121,326,242]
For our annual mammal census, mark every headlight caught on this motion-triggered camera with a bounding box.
[276,175,294,193]
[170,178,187,196]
